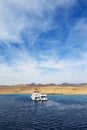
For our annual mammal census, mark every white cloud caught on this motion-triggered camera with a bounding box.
[0,54,87,85]
[66,18,87,50]
[1,0,87,85]
[0,0,75,43]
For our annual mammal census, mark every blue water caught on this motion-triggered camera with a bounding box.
[0,95,87,130]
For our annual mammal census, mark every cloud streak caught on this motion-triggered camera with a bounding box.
[0,0,87,85]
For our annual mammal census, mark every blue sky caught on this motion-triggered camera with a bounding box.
[0,0,87,85]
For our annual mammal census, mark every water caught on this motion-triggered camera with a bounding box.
[0,95,87,130]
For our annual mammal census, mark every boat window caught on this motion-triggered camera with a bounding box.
[41,96,46,98]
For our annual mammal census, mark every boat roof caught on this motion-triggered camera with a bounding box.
[32,93,47,96]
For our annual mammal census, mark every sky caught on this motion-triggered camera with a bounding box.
[0,0,87,85]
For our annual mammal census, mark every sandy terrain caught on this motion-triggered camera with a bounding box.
[0,84,87,94]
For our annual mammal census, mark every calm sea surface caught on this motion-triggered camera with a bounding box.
[0,94,87,130]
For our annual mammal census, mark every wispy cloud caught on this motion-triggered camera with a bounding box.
[0,0,75,43]
[0,0,87,85]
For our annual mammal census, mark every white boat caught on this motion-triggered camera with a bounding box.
[31,93,48,101]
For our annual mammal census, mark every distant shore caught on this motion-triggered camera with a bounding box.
[0,84,87,95]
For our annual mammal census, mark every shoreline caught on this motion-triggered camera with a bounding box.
[0,85,87,95]
[0,93,87,95]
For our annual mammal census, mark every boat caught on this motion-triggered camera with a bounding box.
[31,93,48,101]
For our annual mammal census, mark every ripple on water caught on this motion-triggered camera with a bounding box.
[0,95,87,130]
